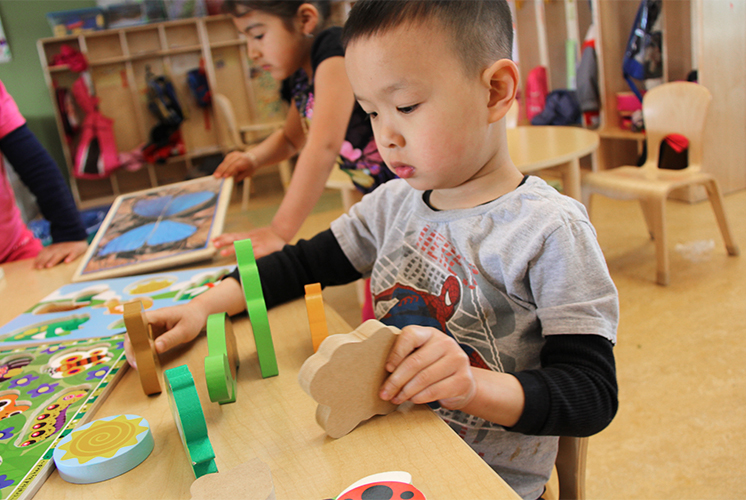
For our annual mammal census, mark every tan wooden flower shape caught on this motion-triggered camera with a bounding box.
[298,320,401,438]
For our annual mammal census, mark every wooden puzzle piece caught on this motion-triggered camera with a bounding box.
[123,300,161,395]
[298,320,401,439]
[189,458,276,500]
[205,312,240,404]
[335,471,426,500]
[164,365,218,478]
[53,414,154,484]
[234,239,278,378]
[304,283,329,353]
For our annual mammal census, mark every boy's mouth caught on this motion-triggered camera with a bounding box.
[391,163,415,179]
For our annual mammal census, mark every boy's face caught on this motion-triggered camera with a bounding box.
[234,11,306,81]
[346,22,500,194]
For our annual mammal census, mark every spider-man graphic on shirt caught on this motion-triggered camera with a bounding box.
[375,274,489,370]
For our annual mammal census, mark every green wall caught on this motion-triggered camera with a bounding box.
[0,0,96,175]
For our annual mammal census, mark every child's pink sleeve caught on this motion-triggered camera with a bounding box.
[0,80,27,139]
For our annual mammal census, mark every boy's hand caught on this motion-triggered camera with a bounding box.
[213,150,256,182]
[212,227,286,258]
[379,325,477,410]
[123,302,209,369]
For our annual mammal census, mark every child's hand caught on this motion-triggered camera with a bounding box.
[33,240,88,269]
[123,302,209,369]
[213,227,286,258]
[213,151,257,182]
[379,325,477,410]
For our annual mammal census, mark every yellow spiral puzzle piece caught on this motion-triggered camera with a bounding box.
[53,414,154,484]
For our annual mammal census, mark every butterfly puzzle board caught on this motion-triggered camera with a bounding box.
[0,265,232,349]
[0,334,128,500]
[73,176,233,282]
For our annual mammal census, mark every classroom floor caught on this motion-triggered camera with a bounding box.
[222,170,746,500]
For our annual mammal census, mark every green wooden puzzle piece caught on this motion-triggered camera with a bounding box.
[234,239,278,378]
[205,312,239,404]
[164,365,218,478]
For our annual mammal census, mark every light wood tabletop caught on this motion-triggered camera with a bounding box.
[0,259,519,499]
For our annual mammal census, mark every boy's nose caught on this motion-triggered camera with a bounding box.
[378,123,405,149]
[247,43,260,60]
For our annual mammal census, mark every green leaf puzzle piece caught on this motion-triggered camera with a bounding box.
[164,365,218,478]
[234,239,278,378]
[205,312,239,404]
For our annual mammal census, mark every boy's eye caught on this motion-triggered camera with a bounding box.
[397,104,419,114]
[253,34,264,41]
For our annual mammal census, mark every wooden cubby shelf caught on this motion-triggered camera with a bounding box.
[38,14,286,209]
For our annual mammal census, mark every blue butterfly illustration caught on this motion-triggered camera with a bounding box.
[99,190,216,256]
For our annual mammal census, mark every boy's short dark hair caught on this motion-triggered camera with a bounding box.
[222,1,332,31]
[342,0,513,76]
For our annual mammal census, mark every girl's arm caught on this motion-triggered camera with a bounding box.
[270,56,355,242]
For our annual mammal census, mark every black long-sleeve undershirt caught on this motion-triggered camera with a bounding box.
[226,229,618,437]
[0,124,86,243]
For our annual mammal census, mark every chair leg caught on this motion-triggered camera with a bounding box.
[580,186,593,218]
[555,436,588,500]
[703,179,740,256]
[647,196,669,286]
[278,160,293,192]
[241,178,251,212]
[638,199,656,240]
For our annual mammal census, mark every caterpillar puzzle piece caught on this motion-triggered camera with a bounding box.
[53,414,154,484]
[189,458,276,500]
[123,300,161,395]
[205,312,240,404]
[298,320,401,438]
[304,283,329,353]
[164,364,218,478]
[234,239,278,378]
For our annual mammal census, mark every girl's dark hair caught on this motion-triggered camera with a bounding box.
[342,0,513,76]
[222,1,331,32]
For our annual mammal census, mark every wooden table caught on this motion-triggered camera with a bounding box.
[507,126,599,201]
[327,125,598,204]
[0,259,519,500]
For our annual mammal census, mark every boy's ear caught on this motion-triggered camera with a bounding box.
[482,59,519,124]
[297,3,320,35]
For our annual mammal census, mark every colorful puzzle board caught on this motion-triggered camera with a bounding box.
[73,176,233,283]
[0,266,232,349]
[0,335,128,500]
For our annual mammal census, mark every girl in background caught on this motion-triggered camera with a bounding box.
[212,0,394,258]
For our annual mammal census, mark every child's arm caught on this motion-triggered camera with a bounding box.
[380,328,617,436]
[214,57,356,258]
[125,228,362,366]
[0,124,88,268]
[123,277,246,367]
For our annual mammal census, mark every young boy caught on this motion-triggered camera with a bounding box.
[126,2,618,498]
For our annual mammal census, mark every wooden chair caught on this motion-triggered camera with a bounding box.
[212,93,292,211]
[581,82,739,285]
[544,436,589,500]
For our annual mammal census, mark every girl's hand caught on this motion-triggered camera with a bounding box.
[123,302,209,369]
[379,325,477,410]
[213,150,257,182]
[33,240,88,269]
[212,227,286,258]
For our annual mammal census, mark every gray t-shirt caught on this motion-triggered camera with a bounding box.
[331,177,618,500]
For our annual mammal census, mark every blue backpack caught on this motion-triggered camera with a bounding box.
[622,0,662,102]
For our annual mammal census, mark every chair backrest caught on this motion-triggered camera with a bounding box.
[555,436,588,500]
[640,81,711,173]
[212,93,244,152]
[506,99,519,129]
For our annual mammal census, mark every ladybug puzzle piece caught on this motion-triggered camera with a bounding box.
[335,471,426,500]
[298,320,400,438]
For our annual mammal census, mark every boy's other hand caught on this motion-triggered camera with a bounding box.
[33,240,88,269]
[213,150,256,182]
[212,227,286,259]
[122,303,209,369]
[379,325,477,410]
